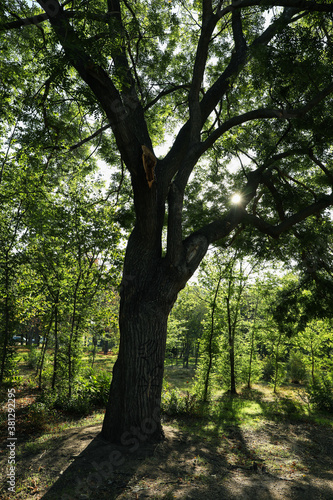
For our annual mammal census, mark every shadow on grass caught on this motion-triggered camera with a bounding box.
[1,386,332,499]
[172,388,333,496]
[39,413,333,500]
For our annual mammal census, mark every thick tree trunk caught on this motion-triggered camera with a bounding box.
[101,282,174,443]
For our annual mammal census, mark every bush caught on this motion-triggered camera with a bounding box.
[63,395,93,415]
[307,376,333,413]
[1,347,21,386]
[26,402,56,429]
[26,347,39,370]
[287,351,307,384]
[261,357,275,382]
[40,390,93,416]
[76,370,111,406]
[39,370,111,416]
[161,383,199,416]
[262,357,286,389]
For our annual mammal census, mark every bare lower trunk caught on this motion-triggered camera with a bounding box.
[273,332,282,394]
[101,154,209,443]
[226,296,237,395]
[51,304,59,391]
[101,288,172,444]
[229,341,237,395]
[247,329,255,389]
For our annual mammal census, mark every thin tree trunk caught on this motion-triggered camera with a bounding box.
[37,311,53,389]
[311,341,315,384]
[248,329,255,389]
[273,331,282,394]
[248,296,259,389]
[226,296,237,395]
[203,275,222,402]
[68,270,82,398]
[183,342,189,369]
[91,336,97,368]
[38,338,48,390]
[195,341,200,368]
[51,303,59,391]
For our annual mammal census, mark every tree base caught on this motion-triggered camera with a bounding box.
[101,420,165,447]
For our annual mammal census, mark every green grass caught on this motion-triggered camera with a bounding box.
[162,375,333,442]
[4,350,333,439]
[164,365,196,391]
[17,410,105,456]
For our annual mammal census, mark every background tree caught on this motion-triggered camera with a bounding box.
[2,1,333,442]
[296,318,332,385]
[195,253,224,402]
[166,284,206,368]
[196,249,264,397]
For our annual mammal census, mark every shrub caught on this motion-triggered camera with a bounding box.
[26,347,39,370]
[307,376,333,413]
[161,383,199,416]
[63,395,93,415]
[287,351,307,384]
[26,402,55,429]
[76,371,111,406]
[41,390,93,416]
[1,347,21,386]
[261,357,275,382]
[39,370,111,417]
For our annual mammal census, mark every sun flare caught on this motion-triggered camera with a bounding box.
[231,193,242,205]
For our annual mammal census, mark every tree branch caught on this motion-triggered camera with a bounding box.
[309,150,333,184]
[186,207,245,246]
[1,12,49,29]
[231,1,247,55]
[43,123,112,152]
[261,175,286,220]
[199,7,296,124]
[201,81,333,154]
[144,85,191,111]
[161,7,296,189]
[166,182,184,266]
[244,193,333,238]
[34,0,147,171]
[188,189,333,248]
[188,8,218,142]
[0,9,121,30]
[218,0,333,18]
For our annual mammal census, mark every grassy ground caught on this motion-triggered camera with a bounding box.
[0,349,333,499]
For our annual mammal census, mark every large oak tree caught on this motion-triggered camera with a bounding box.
[1,0,333,442]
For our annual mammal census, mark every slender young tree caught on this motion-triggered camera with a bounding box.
[2,1,333,441]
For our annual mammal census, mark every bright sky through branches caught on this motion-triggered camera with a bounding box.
[231,193,242,205]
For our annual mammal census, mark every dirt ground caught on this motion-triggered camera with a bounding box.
[1,417,333,500]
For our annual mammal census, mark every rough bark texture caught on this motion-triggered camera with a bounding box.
[101,223,205,442]
[102,289,170,442]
